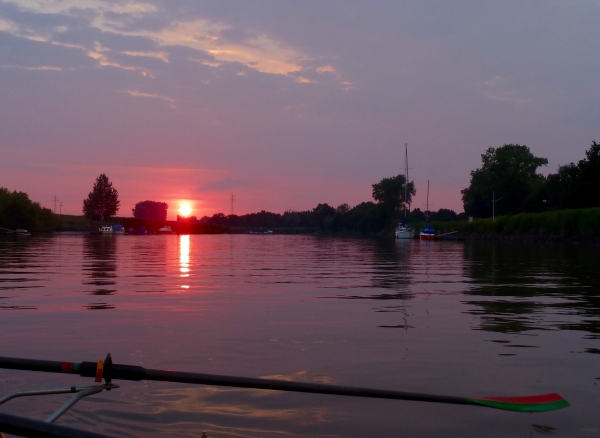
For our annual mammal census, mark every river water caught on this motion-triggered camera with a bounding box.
[0,234,598,437]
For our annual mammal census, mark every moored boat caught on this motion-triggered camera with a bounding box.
[420,180,435,240]
[0,228,30,235]
[98,226,113,234]
[158,225,173,234]
[396,143,415,240]
[420,223,435,240]
[396,222,415,239]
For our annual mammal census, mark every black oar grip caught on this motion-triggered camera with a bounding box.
[79,362,146,381]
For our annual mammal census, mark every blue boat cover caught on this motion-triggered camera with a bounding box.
[422,223,435,234]
[112,224,124,232]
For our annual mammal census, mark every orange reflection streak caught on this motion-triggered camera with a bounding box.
[179,235,190,290]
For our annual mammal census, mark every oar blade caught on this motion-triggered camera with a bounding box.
[468,393,569,413]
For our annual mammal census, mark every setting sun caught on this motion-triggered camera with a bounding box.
[179,204,192,216]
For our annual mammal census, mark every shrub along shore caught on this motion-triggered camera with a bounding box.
[414,208,600,242]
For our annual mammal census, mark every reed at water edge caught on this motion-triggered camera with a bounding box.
[414,207,600,238]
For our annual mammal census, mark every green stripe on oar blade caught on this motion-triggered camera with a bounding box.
[468,393,569,412]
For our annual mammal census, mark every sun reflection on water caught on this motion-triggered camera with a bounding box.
[179,235,190,289]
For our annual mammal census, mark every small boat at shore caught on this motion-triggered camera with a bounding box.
[420,180,435,240]
[95,225,124,235]
[420,223,435,240]
[0,228,30,235]
[158,225,174,234]
[396,143,415,240]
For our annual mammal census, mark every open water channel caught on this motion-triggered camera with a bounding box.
[0,234,599,437]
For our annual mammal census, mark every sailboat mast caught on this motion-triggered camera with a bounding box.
[426,179,430,222]
[406,143,410,215]
[404,143,408,218]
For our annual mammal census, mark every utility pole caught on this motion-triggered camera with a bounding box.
[60,202,63,215]
[53,195,59,214]
[230,192,236,216]
[492,191,503,222]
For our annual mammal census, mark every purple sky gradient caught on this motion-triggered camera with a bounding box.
[1,1,598,219]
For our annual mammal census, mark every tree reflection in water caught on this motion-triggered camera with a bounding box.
[463,242,600,341]
[82,235,118,309]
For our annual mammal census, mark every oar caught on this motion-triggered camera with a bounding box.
[0,356,569,413]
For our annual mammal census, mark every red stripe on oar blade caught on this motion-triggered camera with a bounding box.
[468,393,569,412]
[476,393,563,404]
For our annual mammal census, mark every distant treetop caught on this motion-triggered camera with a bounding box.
[132,200,168,220]
[82,174,120,221]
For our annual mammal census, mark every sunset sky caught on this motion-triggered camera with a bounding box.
[1,1,598,219]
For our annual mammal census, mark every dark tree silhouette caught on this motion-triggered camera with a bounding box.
[372,174,415,228]
[82,174,120,220]
[539,141,600,210]
[132,200,168,220]
[0,188,55,231]
[461,144,547,217]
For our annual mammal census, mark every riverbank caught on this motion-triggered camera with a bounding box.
[413,208,600,243]
[53,215,317,235]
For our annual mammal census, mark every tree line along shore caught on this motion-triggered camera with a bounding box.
[1,140,599,241]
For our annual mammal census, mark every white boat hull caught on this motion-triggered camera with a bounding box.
[395,228,414,239]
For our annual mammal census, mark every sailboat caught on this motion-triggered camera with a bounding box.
[396,144,415,239]
[420,180,435,240]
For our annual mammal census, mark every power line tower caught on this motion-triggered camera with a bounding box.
[53,195,59,214]
[230,192,236,216]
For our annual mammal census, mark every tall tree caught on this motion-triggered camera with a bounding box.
[82,174,120,221]
[312,203,336,228]
[539,141,600,210]
[372,175,415,226]
[461,144,548,217]
[132,200,168,220]
[572,141,600,208]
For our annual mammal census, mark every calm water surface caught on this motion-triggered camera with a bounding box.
[0,234,599,437]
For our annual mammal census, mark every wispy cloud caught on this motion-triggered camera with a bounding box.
[88,50,136,71]
[295,76,317,84]
[479,75,529,107]
[27,65,65,71]
[1,2,351,86]
[121,50,169,63]
[197,177,250,192]
[0,64,70,71]
[316,65,335,73]
[189,57,222,68]
[483,91,529,107]
[51,41,86,50]
[124,90,175,108]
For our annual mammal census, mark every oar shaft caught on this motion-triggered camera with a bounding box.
[0,356,468,407]
[0,356,569,412]
[144,369,469,405]
[0,357,64,374]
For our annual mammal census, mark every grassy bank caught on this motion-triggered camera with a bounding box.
[414,208,600,238]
